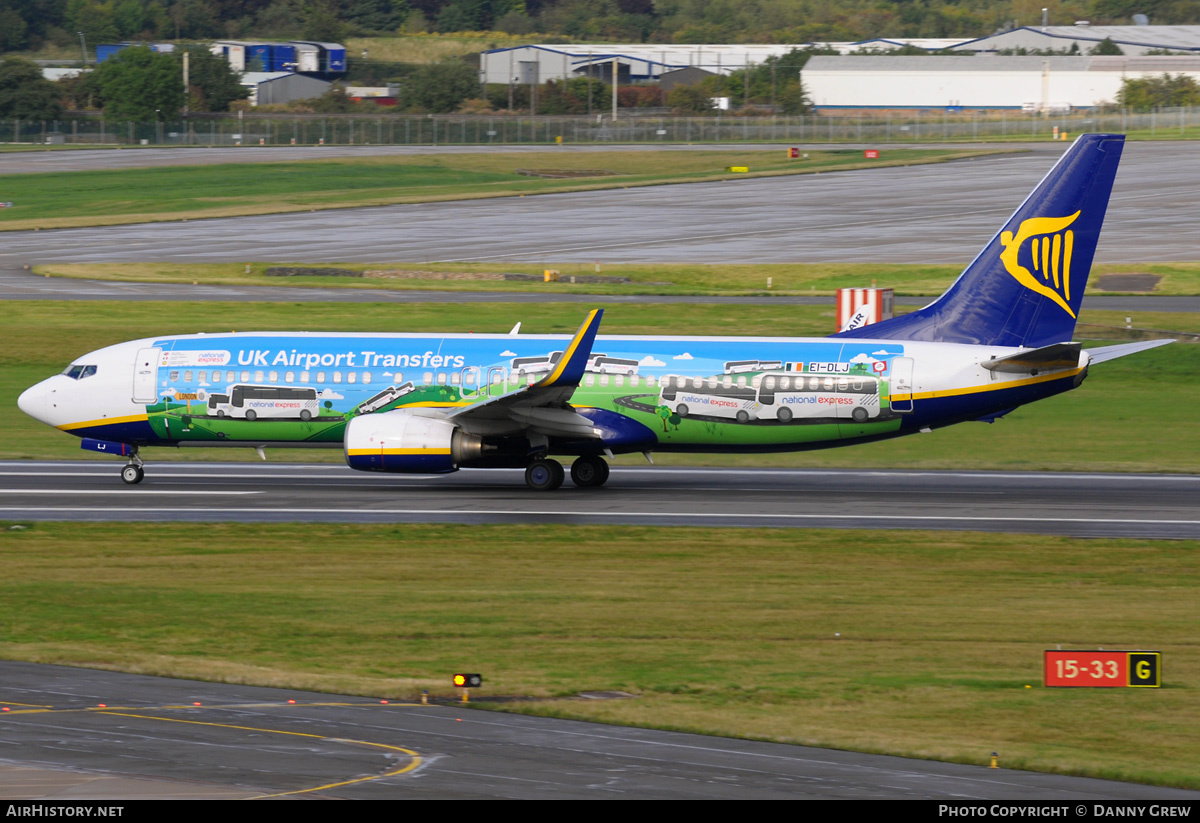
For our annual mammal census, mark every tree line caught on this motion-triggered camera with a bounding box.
[6,0,1200,55]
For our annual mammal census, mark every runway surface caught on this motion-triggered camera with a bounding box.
[1,142,1197,266]
[3,661,1196,800]
[5,462,1198,539]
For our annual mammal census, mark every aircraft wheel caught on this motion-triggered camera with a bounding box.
[852,407,869,423]
[525,458,564,491]
[245,410,257,421]
[777,407,793,423]
[121,465,144,485]
[570,455,609,488]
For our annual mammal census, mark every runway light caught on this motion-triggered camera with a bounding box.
[2,707,9,712]
[98,704,106,708]
[453,673,482,688]
[193,702,201,706]
[287,700,295,704]
[380,699,388,704]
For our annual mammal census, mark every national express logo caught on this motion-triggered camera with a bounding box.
[998,211,1081,318]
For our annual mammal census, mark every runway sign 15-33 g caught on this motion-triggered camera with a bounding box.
[1043,650,1161,688]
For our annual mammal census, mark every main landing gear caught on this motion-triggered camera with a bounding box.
[524,455,610,491]
[120,449,144,485]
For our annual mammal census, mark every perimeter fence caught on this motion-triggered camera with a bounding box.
[3,108,1199,147]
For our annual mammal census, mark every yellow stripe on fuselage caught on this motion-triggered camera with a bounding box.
[56,413,149,432]
[905,366,1083,402]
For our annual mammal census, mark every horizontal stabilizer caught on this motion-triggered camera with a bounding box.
[1084,338,1175,365]
[982,342,1081,373]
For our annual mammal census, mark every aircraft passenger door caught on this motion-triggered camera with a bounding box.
[132,347,162,404]
[890,357,915,414]
[460,367,482,400]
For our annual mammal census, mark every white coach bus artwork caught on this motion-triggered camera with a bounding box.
[753,372,881,423]
[207,385,321,421]
[658,374,760,423]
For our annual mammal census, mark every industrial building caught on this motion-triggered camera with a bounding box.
[803,55,1200,110]
[948,24,1200,55]
[478,40,961,85]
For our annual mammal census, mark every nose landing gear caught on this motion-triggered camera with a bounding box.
[120,449,144,485]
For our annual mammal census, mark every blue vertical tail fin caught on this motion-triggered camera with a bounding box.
[835,134,1124,348]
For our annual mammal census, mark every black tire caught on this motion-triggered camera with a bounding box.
[736,410,750,423]
[300,410,312,421]
[852,407,869,423]
[571,455,610,488]
[216,410,225,418]
[676,404,689,417]
[777,407,793,423]
[525,458,564,491]
[245,410,257,421]
[121,465,143,485]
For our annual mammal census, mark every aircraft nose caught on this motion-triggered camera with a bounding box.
[17,382,47,423]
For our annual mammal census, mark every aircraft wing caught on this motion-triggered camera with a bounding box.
[1084,338,1175,364]
[445,309,605,439]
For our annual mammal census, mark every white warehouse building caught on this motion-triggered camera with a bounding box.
[948,24,1200,55]
[479,41,964,85]
[803,55,1200,110]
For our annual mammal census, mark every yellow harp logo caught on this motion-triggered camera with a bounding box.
[999,211,1081,318]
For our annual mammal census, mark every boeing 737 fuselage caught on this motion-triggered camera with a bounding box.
[17,134,1171,489]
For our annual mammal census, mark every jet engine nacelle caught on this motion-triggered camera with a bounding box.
[344,410,484,474]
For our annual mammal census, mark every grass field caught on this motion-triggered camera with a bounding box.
[36,259,1200,298]
[0,148,1009,231]
[4,299,1196,471]
[1,522,1196,788]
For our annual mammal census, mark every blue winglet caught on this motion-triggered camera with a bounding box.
[535,309,604,389]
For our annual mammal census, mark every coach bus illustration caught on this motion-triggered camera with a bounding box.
[723,359,783,374]
[207,385,320,421]
[659,374,760,423]
[753,372,881,423]
[357,382,416,414]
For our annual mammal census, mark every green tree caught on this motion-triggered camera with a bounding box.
[1090,37,1124,55]
[1118,73,1200,110]
[666,82,712,114]
[408,59,478,112]
[304,0,348,40]
[183,46,248,112]
[92,44,184,121]
[0,56,63,119]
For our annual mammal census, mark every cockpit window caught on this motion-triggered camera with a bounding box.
[62,365,97,380]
